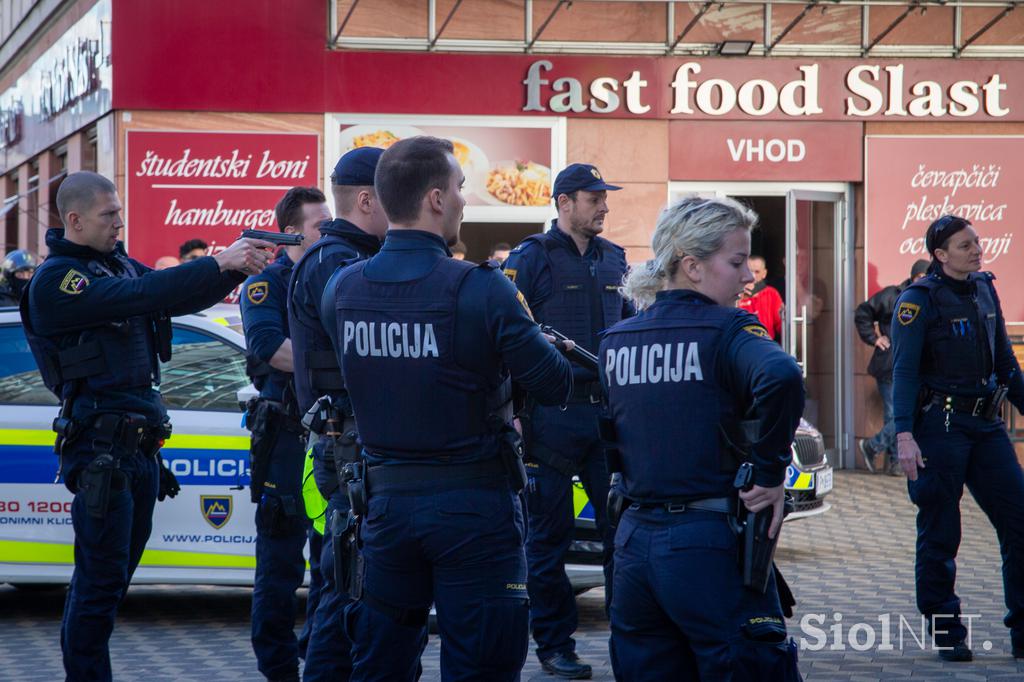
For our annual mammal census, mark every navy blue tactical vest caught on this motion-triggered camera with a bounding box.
[334,257,507,462]
[23,252,158,400]
[525,232,628,360]
[289,233,373,411]
[600,298,742,502]
[909,272,997,391]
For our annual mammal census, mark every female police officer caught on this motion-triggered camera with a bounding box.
[599,196,804,681]
[891,215,1024,662]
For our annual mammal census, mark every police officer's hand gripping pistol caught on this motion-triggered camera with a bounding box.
[239,229,304,247]
[733,462,793,594]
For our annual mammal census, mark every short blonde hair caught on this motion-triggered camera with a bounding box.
[621,196,758,309]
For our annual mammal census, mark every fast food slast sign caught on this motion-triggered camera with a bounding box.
[517,58,1019,121]
[125,131,319,267]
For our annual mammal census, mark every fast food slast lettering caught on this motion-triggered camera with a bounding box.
[522,60,1009,119]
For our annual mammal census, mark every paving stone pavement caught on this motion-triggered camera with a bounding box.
[2,471,1023,680]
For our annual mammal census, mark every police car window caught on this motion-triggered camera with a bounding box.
[0,324,59,405]
[159,326,248,411]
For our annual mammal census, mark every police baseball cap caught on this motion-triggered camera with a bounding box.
[552,163,622,198]
[331,147,384,186]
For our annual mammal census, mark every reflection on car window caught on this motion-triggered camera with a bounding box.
[159,326,248,412]
[0,324,58,405]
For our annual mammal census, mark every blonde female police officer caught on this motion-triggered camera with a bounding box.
[599,197,804,681]
[891,215,1024,662]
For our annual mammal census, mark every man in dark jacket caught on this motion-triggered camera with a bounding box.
[855,259,929,473]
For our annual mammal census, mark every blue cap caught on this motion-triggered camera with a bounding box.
[332,147,384,186]
[552,163,621,198]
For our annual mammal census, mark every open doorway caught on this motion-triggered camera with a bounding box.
[458,221,545,263]
[670,181,852,467]
[733,196,787,303]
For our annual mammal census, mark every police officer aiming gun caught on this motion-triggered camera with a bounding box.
[325,136,574,681]
[21,171,273,682]
[599,196,804,680]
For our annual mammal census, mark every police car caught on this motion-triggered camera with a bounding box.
[0,306,610,590]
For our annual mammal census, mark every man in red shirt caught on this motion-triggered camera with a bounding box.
[737,255,783,342]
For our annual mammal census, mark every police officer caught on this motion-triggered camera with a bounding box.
[0,248,39,305]
[502,162,631,679]
[601,197,804,680]
[21,171,271,682]
[328,136,573,681]
[243,187,332,682]
[287,147,387,680]
[891,215,1024,662]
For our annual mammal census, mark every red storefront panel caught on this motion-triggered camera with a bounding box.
[125,130,319,268]
[669,121,862,181]
[865,136,1024,323]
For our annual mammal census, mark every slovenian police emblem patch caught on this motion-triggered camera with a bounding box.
[58,269,89,295]
[742,324,769,338]
[246,281,268,304]
[897,302,920,326]
[201,495,233,529]
[504,268,517,283]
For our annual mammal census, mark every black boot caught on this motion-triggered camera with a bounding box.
[541,652,593,679]
[938,641,973,662]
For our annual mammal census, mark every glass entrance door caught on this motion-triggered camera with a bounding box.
[786,190,846,462]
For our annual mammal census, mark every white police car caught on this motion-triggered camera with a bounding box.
[0,305,610,591]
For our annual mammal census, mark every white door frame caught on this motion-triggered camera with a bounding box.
[667,181,856,468]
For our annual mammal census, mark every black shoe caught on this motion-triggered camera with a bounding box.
[859,440,877,473]
[938,642,973,662]
[541,652,593,679]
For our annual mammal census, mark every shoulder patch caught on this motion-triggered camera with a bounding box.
[897,301,920,326]
[516,290,534,321]
[246,281,269,305]
[58,269,89,295]
[742,324,769,338]
[504,267,517,283]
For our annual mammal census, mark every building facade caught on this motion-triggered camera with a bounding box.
[3,0,1023,466]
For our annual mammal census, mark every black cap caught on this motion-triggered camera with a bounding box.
[925,215,972,257]
[331,147,384,186]
[552,163,621,198]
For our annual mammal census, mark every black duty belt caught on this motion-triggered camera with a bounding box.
[367,457,508,494]
[630,496,735,515]
[929,391,995,417]
[568,381,603,404]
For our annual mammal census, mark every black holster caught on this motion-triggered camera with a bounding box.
[607,475,628,529]
[79,454,121,519]
[77,413,146,519]
[496,423,528,493]
[337,511,365,600]
[245,398,274,503]
[342,461,368,517]
[983,385,1009,420]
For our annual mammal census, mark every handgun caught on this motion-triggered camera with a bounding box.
[240,229,303,246]
[540,325,599,373]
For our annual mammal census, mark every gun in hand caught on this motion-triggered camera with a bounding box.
[541,325,599,374]
[733,462,792,593]
[240,229,303,247]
